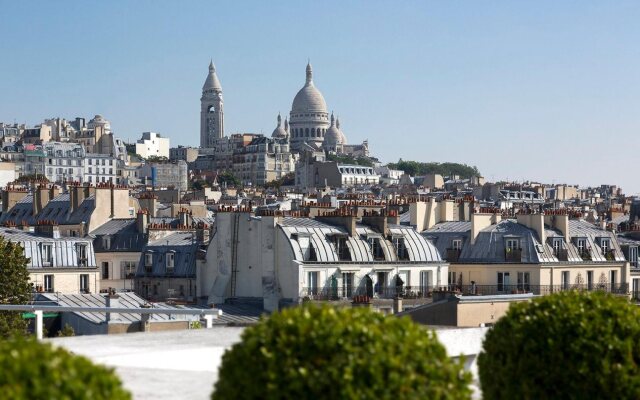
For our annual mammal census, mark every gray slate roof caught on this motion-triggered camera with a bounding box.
[279,217,442,263]
[424,219,626,264]
[38,292,199,324]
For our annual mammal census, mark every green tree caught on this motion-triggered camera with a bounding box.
[0,238,32,338]
[57,323,75,337]
[212,304,471,400]
[478,291,640,399]
[0,336,131,399]
[387,160,480,179]
[218,171,240,187]
[326,153,375,167]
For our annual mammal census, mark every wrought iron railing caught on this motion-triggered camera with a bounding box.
[301,283,630,300]
[300,285,438,300]
[504,248,522,262]
[446,248,461,262]
[456,283,628,296]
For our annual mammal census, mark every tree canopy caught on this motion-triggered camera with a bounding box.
[387,160,480,178]
[0,237,32,338]
[212,304,471,400]
[327,154,374,167]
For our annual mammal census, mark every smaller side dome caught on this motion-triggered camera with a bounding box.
[336,117,348,145]
[271,113,287,138]
[323,113,343,146]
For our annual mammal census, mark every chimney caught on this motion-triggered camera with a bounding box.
[137,209,149,234]
[471,212,493,245]
[178,209,192,227]
[517,212,546,244]
[361,210,388,236]
[544,212,570,243]
[316,210,357,237]
[2,186,29,213]
[439,199,455,222]
[70,184,90,213]
[106,291,121,323]
[33,185,52,216]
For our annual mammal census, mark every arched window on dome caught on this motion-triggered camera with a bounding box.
[305,128,309,137]
[316,128,320,137]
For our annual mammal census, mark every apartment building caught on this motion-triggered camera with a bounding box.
[204,207,447,312]
[0,225,99,294]
[420,207,630,296]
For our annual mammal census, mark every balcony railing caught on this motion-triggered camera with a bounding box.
[504,248,522,262]
[300,285,437,301]
[458,283,628,296]
[446,248,461,262]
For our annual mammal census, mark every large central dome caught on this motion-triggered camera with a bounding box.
[291,63,327,113]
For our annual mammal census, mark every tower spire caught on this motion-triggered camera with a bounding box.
[306,61,313,85]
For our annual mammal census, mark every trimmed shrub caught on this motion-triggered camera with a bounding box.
[212,304,471,400]
[0,336,131,399]
[478,291,640,399]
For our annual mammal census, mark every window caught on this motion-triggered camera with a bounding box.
[44,274,54,293]
[552,239,561,256]
[506,239,519,251]
[561,271,570,290]
[102,237,111,249]
[121,261,136,279]
[342,272,354,298]
[330,235,351,261]
[577,238,587,255]
[102,262,109,279]
[452,239,462,250]
[308,271,318,295]
[497,272,510,292]
[42,243,53,266]
[368,237,385,260]
[376,271,387,295]
[587,270,594,290]
[166,252,175,273]
[80,274,89,293]
[631,246,639,268]
[517,272,530,291]
[610,270,617,291]
[600,239,610,256]
[420,270,432,293]
[76,244,87,266]
[448,271,457,289]
[393,237,410,261]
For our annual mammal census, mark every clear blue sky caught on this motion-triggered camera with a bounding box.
[1,1,639,193]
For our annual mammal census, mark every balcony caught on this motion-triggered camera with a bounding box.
[504,248,522,262]
[446,248,461,263]
[300,285,437,301]
[458,283,629,296]
[579,250,592,261]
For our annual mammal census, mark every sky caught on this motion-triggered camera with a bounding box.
[0,1,639,193]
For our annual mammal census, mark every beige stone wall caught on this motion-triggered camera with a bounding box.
[30,270,100,294]
[451,263,629,288]
[95,252,140,292]
[457,300,526,327]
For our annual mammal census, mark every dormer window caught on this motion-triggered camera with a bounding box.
[42,243,53,266]
[329,234,351,261]
[102,236,111,249]
[368,237,385,261]
[166,252,175,274]
[552,239,562,256]
[144,252,153,267]
[76,244,87,266]
[452,239,462,250]
[393,237,410,261]
[600,238,610,256]
[506,239,520,251]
